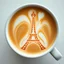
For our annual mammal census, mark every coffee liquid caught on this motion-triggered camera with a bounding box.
[8,6,57,54]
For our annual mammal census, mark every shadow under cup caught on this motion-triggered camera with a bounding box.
[6,4,58,58]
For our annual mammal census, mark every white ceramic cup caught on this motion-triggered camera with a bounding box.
[5,3,62,60]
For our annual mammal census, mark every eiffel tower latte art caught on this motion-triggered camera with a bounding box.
[8,7,57,54]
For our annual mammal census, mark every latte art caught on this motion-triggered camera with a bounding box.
[8,7,57,54]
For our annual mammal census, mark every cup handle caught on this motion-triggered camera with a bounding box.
[50,47,62,60]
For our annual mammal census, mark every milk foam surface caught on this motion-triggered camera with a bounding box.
[8,7,57,54]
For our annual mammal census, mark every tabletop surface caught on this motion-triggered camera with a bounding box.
[0,0,64,64]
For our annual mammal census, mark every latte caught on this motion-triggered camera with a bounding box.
[8,6,57,54]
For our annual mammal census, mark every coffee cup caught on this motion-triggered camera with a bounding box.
[5,3,62,60]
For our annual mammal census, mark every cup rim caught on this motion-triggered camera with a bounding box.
[5,3,58,58]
